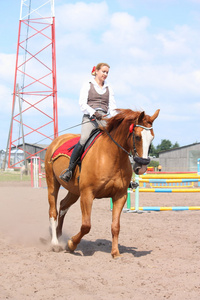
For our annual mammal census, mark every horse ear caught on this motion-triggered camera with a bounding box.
[150,109,160,123]
[137,111,145,124]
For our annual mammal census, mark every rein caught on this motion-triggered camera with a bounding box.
[103,126,132,157]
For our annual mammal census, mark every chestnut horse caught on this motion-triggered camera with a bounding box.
[45,109,159,257]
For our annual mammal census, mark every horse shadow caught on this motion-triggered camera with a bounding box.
[65,238,152,258]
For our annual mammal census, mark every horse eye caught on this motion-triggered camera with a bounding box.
[135,135,141,141]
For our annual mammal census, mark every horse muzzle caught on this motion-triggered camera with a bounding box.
[133,157,150,175]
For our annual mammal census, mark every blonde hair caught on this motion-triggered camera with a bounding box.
[91,63,110,76]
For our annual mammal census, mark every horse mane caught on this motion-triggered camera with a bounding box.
[102,109,141,134]
[99,109,142,146]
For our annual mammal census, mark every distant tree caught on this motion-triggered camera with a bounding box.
[149,143,157,157]
[149,139,180,158]
[148,160,159,168]
[156,139,172,152]
[172,142,180,149]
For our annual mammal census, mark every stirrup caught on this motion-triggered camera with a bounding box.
[59,169,72,182]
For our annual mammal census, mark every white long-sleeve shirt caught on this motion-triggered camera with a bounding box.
[79,77,117,117]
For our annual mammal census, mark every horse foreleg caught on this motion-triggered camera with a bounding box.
[111,195,127,258]
[67,193,93,252]
[57,192,79,238]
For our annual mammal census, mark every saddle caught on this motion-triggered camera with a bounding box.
[51,129,102,162]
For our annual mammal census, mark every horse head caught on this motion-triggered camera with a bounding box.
[129,109,160,175]
[102,108,159,175]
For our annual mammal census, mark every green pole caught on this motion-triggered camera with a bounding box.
[110,198,113,210]
[111,188,131,210]
[127,188,131,209]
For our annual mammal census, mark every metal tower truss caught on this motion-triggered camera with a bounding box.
[7,0,58,168]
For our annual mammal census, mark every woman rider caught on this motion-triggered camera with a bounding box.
[60,62,117,182]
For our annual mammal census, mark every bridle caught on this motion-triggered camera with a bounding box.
[103,122,153,165]
[129,124,153,165]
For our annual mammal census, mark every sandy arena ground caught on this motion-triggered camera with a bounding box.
[0,180,200,300]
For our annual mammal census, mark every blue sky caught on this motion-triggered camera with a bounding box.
[1,0,200,150]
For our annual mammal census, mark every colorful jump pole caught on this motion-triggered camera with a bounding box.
[129,172,200,212]
[133,188,200,193]
[139,178,200,183]
[111,169,200,212]
[130,206,200,211]
[198,158,200,187]
[140,174,200,179]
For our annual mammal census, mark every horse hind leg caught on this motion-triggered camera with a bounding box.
[46,171,61,250]
[57,192,79,239]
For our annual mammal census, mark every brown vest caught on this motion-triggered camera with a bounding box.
[87,83,109,113]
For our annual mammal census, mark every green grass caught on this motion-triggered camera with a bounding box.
[0,171,31,182]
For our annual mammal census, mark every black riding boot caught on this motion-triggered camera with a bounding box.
[59,142,84,182]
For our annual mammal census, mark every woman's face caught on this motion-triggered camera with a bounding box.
[95,66,109,82]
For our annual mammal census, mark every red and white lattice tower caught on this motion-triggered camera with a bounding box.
[7,0,58,168]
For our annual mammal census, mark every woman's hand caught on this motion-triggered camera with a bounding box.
[93,112,102,120]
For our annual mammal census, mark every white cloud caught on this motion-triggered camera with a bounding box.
[53,2,200,131]
[0,53,16,82]
[0,84,13,111]
[102,12,150,49]
[1,0,200,148]
[155,25,197,56]
[56,1,109,32]
[112,64,200,96]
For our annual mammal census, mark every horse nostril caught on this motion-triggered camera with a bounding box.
[134,165,141,175]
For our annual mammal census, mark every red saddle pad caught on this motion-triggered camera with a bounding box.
[51,137,80,161]
[51,132,102,162]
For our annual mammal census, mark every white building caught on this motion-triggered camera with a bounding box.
[0,143,48,169]
[159,142,200,172]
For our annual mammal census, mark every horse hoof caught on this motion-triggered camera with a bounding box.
[112,253,122,259]
[52,244,63,252]
[67,239,77,252]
